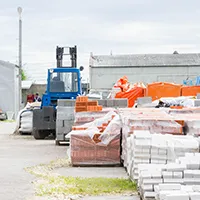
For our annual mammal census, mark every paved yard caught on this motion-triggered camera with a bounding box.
[0,122,139,200]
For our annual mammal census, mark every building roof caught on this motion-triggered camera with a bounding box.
[0,60,18,69]
[22,80,33,89]
[89,53,200,68]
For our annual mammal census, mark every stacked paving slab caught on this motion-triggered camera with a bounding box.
[125,131,199,182]
[138,153,200,200]
[56,99,76,141]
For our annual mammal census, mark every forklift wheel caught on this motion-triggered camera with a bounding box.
[33,130,48,140]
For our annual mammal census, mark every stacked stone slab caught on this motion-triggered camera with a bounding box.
[138,153,200,200]
[126,131,199,182]
[56,99,76,141]
[97,98,128,108]
[155,184,200,200]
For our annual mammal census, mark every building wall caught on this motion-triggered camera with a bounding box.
[0,61,19,119]
[89,65,200,89]
[22,84,46,104]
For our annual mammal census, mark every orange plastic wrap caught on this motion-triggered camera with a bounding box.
[114,76,145,107]
[114,76,130,92]
[115,87,145,107]
[181,86,200,96]
[147,82,182,101]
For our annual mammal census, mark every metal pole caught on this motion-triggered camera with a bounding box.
[18,7,22,110]
[71,46,77,92]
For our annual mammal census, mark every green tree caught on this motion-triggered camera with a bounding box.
[21,69,27,80]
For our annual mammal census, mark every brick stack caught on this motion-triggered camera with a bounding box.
[75,96,103,112]
[70,133,120,166]
[70,113,121,166]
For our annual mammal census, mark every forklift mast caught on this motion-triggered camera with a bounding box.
[56,46,77,68]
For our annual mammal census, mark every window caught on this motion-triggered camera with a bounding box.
[50,72,78,92]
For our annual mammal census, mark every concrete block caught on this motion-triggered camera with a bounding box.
[64,120,74,127]
[97,99,106,107]
[57,113,75,120]
[151,171,162,178]
[162,171,173,179]
[56,120,64,128]
[141,170,161,179]
[186,163,200,170]
[143,178,163,184]
[141,184,153,191]
[57,107,75,120]
[137,97,152,105]
[166,193,189,200]
[106,99,114,107]
[151,148,158,154]
[166,164,186,172]
[194,99,200,107]
[197,93,200,99]
[151,159,167,164]
[184,178,200,185]
[163,179,184,184]
[151,154,168,160]
[114,98,128,107]
[184,170,196,178]
[143,191,157,198]
[134,148,150,154]
[158,149,168,155]
[189,192,200,200]
[159,184,181,191]
[57,99,75,107]
[56,126,71,134]
[134,140,151,148]
[193,185,200,192]
[134,158,150,164]
[173,172,183,179]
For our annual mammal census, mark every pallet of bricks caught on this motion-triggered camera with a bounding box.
[74,96,109,127]
[70,97,122,166]
[74,98,128,127]
[75,96,103,112]
[119,108,185,168]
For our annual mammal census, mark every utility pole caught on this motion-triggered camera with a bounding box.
[17,7,22,110]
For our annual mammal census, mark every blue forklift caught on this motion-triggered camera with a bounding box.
[32,46,83,140]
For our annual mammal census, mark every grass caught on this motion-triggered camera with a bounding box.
[37,176,137,196]
[1,119,15,122]
[25,158,137,197]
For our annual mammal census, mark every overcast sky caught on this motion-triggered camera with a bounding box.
[0,0,200,82]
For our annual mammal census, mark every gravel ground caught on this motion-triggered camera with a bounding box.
[0,122,139,200]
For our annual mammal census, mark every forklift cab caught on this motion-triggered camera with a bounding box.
[41,68,82,107]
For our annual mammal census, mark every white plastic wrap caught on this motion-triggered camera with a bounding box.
[69,111,122,166]
[69,111,119,145]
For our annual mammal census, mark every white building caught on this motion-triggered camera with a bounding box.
[0,60,20,119]
[89,53,200,89]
